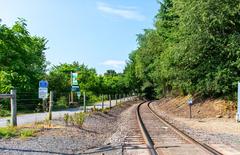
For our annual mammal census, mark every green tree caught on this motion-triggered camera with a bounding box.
[0,18,47,92]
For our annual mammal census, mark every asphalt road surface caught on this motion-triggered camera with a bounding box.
[0,97,131,127]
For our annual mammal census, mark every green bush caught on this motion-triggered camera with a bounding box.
[0,109,10,117]
[66,112,87,128]
[63,113,70,126]
[101,107,110,114]
[55,96,68,110]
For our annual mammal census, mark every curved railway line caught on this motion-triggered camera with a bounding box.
[136,101,224,155]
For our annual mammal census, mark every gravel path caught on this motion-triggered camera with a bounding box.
[0,101,137,155]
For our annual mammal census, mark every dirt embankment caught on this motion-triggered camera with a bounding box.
[157,96,236,119]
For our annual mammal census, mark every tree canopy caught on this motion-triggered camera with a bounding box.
[124,0,240,99]
[0,18,47,93]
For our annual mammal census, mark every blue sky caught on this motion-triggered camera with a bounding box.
[0,0,159,74]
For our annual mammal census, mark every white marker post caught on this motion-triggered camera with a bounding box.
[237,82,240,122]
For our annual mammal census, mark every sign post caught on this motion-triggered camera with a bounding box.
[237,82,240,122]
[70,72,80,104]
[39,80,48,111]
[187,98,193,119]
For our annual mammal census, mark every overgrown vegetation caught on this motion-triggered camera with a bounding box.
[124,0,240,99]
[64,112,88,128]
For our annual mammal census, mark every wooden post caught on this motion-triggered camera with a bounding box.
[109,94,112,108]
[10,90,17,126]
[189,105,192,119]
[84,92,86,112]
[48,91,53,120]
[115,94,117,105]
[71,92,73,104]
[101,94,104,109]
[120,94,122,103]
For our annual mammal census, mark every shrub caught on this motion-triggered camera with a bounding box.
[101,107,110,114]
[20,129,35,138]
[55,96,68,110]
[0,109,10,117]
[63,113,69,126]
[0,127,17,138]
[66,112,87,128]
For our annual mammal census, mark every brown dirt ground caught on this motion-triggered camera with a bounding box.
[157,96,236,119]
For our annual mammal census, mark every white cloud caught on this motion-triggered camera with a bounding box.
[97,2,145,21]
[101,60,125,69]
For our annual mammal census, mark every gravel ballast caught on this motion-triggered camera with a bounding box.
[150,101,240,152]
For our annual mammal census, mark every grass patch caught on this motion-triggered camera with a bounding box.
[64,112,89,128]
[0,127,37,139]
[0,127,17,138]
[101,107,111,114]
[19,129,35,138]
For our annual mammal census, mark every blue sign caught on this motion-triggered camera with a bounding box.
[187,99,193,105]
[39,80,48,88]
[71,86,80,92]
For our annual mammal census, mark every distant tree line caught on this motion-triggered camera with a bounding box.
[46,62,133,105]
[123,0,240,99]
[0,19,133,114]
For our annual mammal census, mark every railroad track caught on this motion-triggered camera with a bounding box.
[136,101,224,155]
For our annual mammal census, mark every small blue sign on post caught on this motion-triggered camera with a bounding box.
[39,80,48,99]
[187,98,193,105]
[39,80,48,88]
[187,97,193,119]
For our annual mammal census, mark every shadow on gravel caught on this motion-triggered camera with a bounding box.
[80,128,100,134]
[0,147,73,155]
[93,112,116,119]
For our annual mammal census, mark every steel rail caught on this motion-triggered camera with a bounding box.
[136,101,158,155]
[147,101,223,155]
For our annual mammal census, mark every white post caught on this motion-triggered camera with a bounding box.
[237,82,240,122]
[10,90,17,126]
